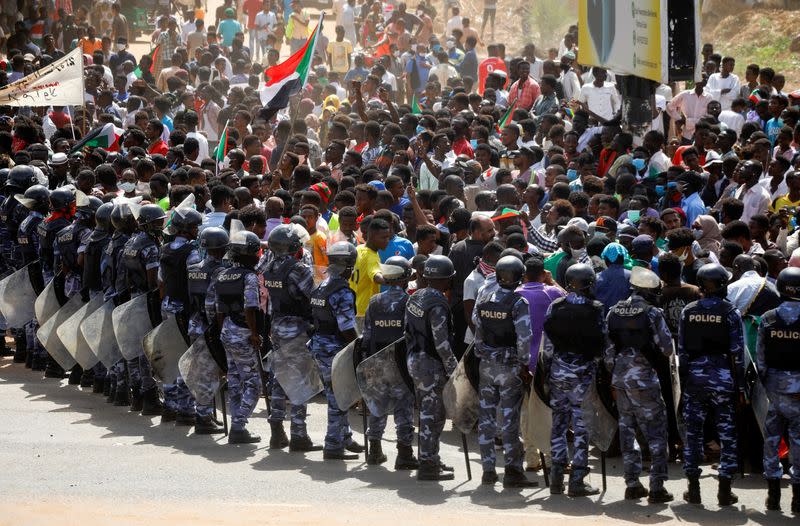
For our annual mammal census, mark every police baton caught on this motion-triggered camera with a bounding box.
[539,451,550,487]
[600,451,607,492]
[461,433,472,481]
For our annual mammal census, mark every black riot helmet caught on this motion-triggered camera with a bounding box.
[382,255,412,284]
[111,202,138,232]
[327,241,358,277]
[776,267,800,301]
[0,168,9,188]
[565,263,596,296]
[15,184,50,211]
[198,226,230,251]
[171,208,203,237]
[76,195,103,221]
[495,255,525,289]
[7,165,36,192]
[696,263,731,298]
[229,230,262,258]
[268,224,302,257]
[95,202,114,231]
[422,255,455,280]
[137,204,167,234]
[49,186,75,212]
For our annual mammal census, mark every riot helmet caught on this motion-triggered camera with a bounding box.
[137,204,168,235]
[268,224,303,257]
[696,263,731,298]
[422,255,455,280]
[14,184,50,211]
[495,255,525,289]
[327,241,358,277]
[198,226,230,251]
[776,267,800,301]
[381,255,412,285]
[565,263,596,296]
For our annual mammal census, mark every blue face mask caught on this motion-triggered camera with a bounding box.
[632,158,646,172]
[470,139,478,149]
[655,185,665,197]
[415,125,425,135]
[566,168,579,181]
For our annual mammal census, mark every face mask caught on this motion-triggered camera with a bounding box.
[446,41,455,50]
[693,228,704,240]
[632,158,646,172]
[675,248,689,262]
[432,44,441,52]
[116,44,126,51]
[627,209,640,223]
[470,139,478,149]
[566,168,579,181]
[570,247,587,260]
[136,181,150,193]
[655,184,665,197]
[415,125,425,135]
[393,51,400,58]
[119,182,136,193]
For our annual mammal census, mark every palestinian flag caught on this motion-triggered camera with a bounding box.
[411,94,422,115]
[134,46,160,79]
[498,100,518,129]
[259,14,324,109]
[69,123,123,153]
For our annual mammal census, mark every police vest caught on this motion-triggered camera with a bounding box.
[17,214,43,264]
[311,278,353,336]
[56,223,87,275]
[761,308,800,371]
[216,266,255,326]
[0,196,24,242]
[160,241,195,308]
[187,257,228,316]
[81,229,110,295]
[476,291,518,348]
[607,297,659,364]
[122,233,156,292]
[369,293,408,355]
[543,297,605,358]
[37,216,68,272]
[105,232,130,293]
[263,257,311,319]
[681,300,734,357]
[406,288,452,359]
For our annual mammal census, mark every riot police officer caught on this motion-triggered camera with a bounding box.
[263,224,319,452]
[679,263,744,506]
[542,263,605,497]
[362,256,418,470]
[122,203,167,416]
[158,207,203,426]
[473,255,536,488]
[309,241,363,460]
[213,226,263,444]
[605,266,675,503]
[757,267,800,513]
[187,226,230,435]
[405,255,459,482]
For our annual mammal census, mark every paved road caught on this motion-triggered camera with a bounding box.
[0,356,797,525]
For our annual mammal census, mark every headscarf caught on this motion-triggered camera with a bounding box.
[694,214,722,255]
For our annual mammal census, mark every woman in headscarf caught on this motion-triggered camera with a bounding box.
[691,214,722,255]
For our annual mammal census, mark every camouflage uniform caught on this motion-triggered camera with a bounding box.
[309,275,358,451]
[0,193,28,350]
[406,287,458,464]
[158,236,201,415]
[261,254,315,438]
[18,211,45,362]
[54,220,91,297]
[542,292,607,478]
[473,287,532,472]
[104,231,131,394]
[212,262,263,431]
[605,294,674,491]
[756,301,800,484]
[80,225,111,380]
[678,296,745,479]
[362,286,414,446]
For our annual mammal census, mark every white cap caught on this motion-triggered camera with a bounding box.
[50,152,68,165]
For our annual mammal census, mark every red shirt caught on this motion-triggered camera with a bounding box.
[597,148,617,178]
[243,0,262,29]
[478,57,507,94]
[49,111,72,129]
[672,144,706,167]
[452,137,474,159]
[148,139,169,156]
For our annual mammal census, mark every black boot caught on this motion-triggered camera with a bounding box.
[684,476,701,504]
[113,384,130,406]
[103,377,112,398]
[323,448,359,460]
[43,358,65,377]
[417,460,455,481]
[228,428,261,444]
[766,478,781,511]
[25,349,34,368]
[128,386,143,411]
[567,468,599,497]
[394,444,419,470]
[175,412,195,426]
[366,440,387,465]
[140,388,163,416]
[289,435,324,452]
[12,335,26,363]
[269,422,289,449]
[481,470,498,485]
[160,408,177,423]
[624,481,649,500]
[503,466,539,488]
[792,483,800,514]
[346,440,365,454]
[80,368,94,388]
[718,476,738,506]
[648,487,674,504]
[92,375,105,393]
[550,463,566,495]
[68,365,83,385]
[194,415,225,435]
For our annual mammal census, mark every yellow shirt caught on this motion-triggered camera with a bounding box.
[770,194,800,225]
[349,244,381,316]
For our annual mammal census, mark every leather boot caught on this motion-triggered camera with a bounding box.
[647,487,674,504]
[43,358,65,377]
[417,460,454,481]
[128,385,143,411]
[624,481,649,500]
[718,476,738,506]
[228,428,261,444]
[160,408,177,424]
[766,478,781,511]
[269,422,289,449]
[140,388,163,416]
[103,377,112,398]
[79,368,94,387]
[792,483,800,514]
[503,466,539,488]
[366,440,387,465]
[68,365,83,385]
[194,414,225,435]
[684,475,701,504]
[92,375,105,393]
[567,468,599,497]
[289,435,324,452]
[113,384,130,406]
[481,470,498,485]
[323,448,359,460]
[175,412,195,426]
[394,444,419,470]
[346,440,365,454]
[550,463,566,495]
[12,335,26,363]
[25,348,34,368]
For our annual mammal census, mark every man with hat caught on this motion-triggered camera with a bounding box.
[48,153,71,189]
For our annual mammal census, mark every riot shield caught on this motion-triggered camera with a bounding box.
[270,333,323,405]
[178,335,222,407]
[443,344,480,435]
[34,278,61,326]
[356,338,413,416]
[80,298,123,368]
[331,338,362,410]
[36,294,84,370]
[526,361,552,456]
[581,372,618,452]
[142,315,190,383]
[112,294,154,360]
[744,346,769,438]
[668,353,681,419]
[0,264,38,327]
[56,294,104,369]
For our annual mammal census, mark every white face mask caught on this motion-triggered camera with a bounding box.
[676,247,689,262]
[570,247,587,260]
[119,182,136,193]
[116,44,126,51]
[136,181,150,193]
[692,228,703,240]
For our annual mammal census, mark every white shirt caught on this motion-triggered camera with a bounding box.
[667,89,715,140]
[759,174,789,201]
[577,82,621,122]
[255,11,278,40]
[462,268,486,344]
[382,70,398,92]
[529,57,544,82]
[186,131,210,162]
[182,20,195,43]
[561,69,581,102]
[707,72,740,110]
[651,94,666,134]
[446,16,462,37]
[718,110,745,136]
[735,183,771,222]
